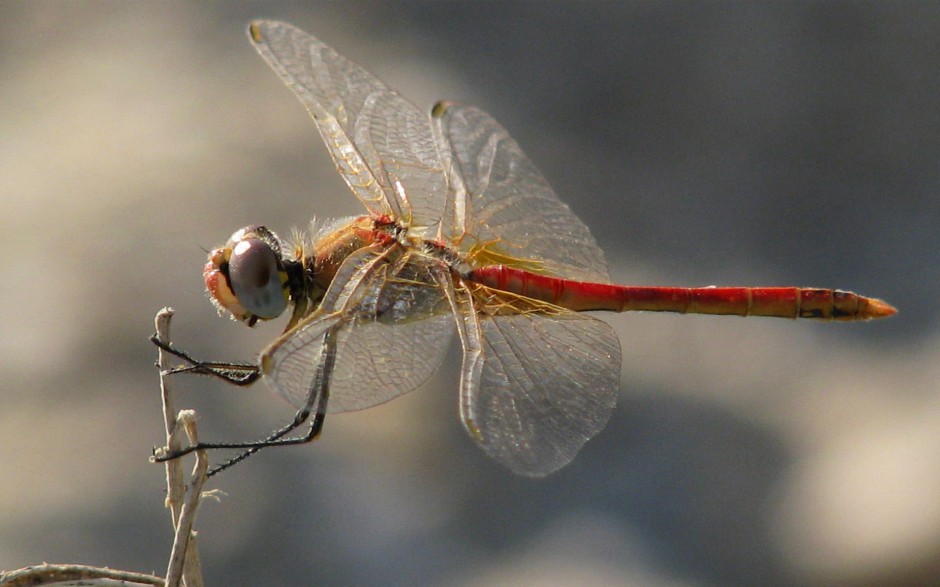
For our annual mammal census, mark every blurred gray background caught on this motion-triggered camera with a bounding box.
[1,2,936,586]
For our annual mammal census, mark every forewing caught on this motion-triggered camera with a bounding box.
[248,21,449,231]
[261,247,454,413]
[461,309,621,476]
[433,102,610,283]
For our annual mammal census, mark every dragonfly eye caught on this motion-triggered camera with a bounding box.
[227,238,288,320]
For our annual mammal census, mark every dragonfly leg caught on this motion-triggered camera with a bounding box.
[150,334,261,386]
[205,408,327,476]
[151,327,337,475]
[204,329,338,475]
[150,406,327,474]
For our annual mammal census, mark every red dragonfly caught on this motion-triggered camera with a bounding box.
[154,21,895,477]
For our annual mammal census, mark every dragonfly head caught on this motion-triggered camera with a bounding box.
[204,225,290,327]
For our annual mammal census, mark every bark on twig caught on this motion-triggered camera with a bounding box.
[154,308,206,587]
[0,563,164,586]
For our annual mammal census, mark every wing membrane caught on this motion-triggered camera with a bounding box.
[459,304,621,476]
[433,102,610,283]
[249,21,448,232]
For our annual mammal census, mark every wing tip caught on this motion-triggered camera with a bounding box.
[248,21,264,43]
[431,100,454,119]
[248,20,287,43]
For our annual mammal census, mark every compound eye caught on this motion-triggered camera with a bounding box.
[227,238,287,320]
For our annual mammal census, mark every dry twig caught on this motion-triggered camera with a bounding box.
[154,308,206,587]
[0,563,164,586]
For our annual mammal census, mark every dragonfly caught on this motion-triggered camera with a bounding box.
[153,20,896,477]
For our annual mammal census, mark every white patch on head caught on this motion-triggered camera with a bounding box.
[232,240,252,255]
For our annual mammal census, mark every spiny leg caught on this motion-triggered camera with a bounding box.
[150,334,261,386]
[204,406,327,477]
[151,404,328,473]
[203,328,338,476]
[151,328,337,475]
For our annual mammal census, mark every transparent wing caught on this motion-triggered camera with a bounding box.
[248,21,449,232]
[261,247,455,413]
[432,102,610,283]
[456,295,621,476]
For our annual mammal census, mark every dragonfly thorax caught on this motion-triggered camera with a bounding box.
[205,217,408,330]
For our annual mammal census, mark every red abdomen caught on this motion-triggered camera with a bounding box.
[468,265,896,321]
